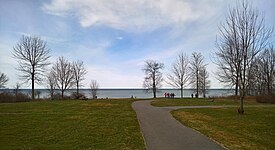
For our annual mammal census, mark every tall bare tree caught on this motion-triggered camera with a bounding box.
[72,60,87,99]
[45,70,56,100]
[167,53,190,98]
[143,60,164,98]
[0,72,9,88]
[249,47,275,95]
[215,1,273,113]
[215,40,241,96]
[199,66,210,98]
[13,35,50,100]
[52,56,74,99]
[259,47,275,95]
[90,80,99,99]
[190,52,206,98]
[13,82,22,98]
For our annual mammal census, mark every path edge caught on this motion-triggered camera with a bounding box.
[170,108,228,150]
[132,101,148,150]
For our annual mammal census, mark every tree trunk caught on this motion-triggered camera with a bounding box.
[180,86,183,98]
[153,73,156,98]
[196,69,199,98]
[51,90,53,100]
[76,81,79,99]
[153,82,156,98]
[31,66,35,100]
[239,91,244,114]
[235,79,238,96]
[61,90,64,99]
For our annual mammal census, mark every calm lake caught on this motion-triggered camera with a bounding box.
[1,89,235,99]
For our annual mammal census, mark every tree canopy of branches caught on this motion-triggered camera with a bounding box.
[45,70,56,100]
[167,53,190,98]
[73,60,87,99]
[0,72,9,88]
[51,56,74,99]
[189,52,206,98]
[13,35,50,100]
[199,66,210,98]
[90,80,99,99]
[215,1,273,113]
[143,60,164,98]
[248,47,275,95]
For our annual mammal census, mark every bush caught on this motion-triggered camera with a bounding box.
[70,92,87,100]
[256,95,275,104]
[0,92,31,103]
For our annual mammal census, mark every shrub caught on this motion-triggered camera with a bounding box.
[256,95,275,104]
[0,92,31,103]
[70,92,87,100]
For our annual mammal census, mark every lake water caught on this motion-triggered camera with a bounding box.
[0,89,235,99]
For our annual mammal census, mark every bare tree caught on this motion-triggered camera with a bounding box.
[143,60,164,98]
[52,56,74,99]
[13,35,50,100]
[259,47,275,95]
[0,72,9,88]
[13,82,22,98]
[45,70,56,100]
[167,53,190,98]
[90,80,99,99]
[199,66,210,98]
[249,47,275,95]
[189,52,206,98]
[72,60,87,99]
[215,1,273,113]
[214,41,241,96]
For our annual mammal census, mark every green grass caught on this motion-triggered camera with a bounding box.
[0,100,145,150]
[151,98,260,107]
[172,106,275,150]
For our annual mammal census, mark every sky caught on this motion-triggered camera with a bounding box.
[0,0,274,89]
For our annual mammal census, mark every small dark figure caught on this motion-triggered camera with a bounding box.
[167,93,170,98]
[172,93,175,98]
[195,93,198,98]
[164,93,167,98]
[191,93,194,98]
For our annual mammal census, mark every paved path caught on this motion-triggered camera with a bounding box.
[132,100,225,150]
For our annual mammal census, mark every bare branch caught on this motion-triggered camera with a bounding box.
[0,72,9,88]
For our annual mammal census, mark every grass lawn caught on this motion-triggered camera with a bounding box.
[172,106,275,150]
[151,98,260,107]
[0,99,145,149]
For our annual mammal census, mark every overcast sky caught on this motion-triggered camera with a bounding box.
[0,0,274,89]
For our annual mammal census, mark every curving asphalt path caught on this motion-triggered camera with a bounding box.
[132,100,225,150]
